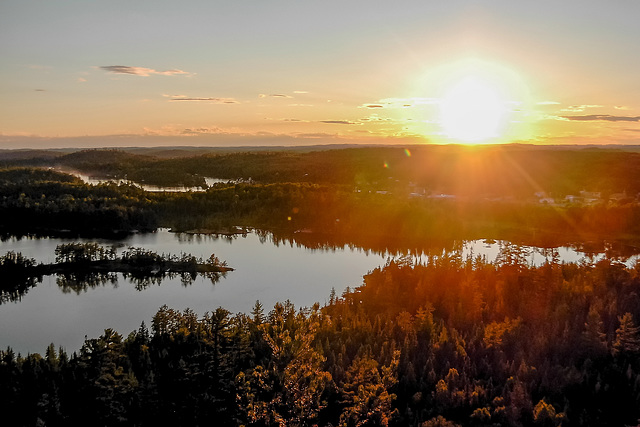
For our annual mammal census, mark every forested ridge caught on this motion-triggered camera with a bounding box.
[1,256,639,426]
[4,145,640,196]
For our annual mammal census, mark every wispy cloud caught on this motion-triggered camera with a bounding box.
[263,117,308,122]
[536,101,561,105]
[319,120,359,125]
[359,97,438,109]
[561,114,640,122]
[168,95,238,104]
[560,104,603,113]
[180,127,227,135]
[359,116,394,122]
[100,65,192,77]
[293,132,340,139]
[259,93,293,98]
[142,126,231,136]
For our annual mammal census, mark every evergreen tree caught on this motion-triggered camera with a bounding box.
[582,306,608,357]
[339,350,399,427]
[613,312,640,357]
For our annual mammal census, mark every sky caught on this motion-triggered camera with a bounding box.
[1,0,640,148]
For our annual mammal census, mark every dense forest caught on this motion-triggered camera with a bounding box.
[1,255,639,426]
[1,146,640,426]
[1,166,640,250]
[3,145,640,197]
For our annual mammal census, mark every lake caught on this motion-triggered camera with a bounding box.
[1,230,638,355]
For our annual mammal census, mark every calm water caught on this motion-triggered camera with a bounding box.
[65,169,233,192]
[0,230,387,354]
[1,230,638,355]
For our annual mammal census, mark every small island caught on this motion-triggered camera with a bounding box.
[0,243,232,302]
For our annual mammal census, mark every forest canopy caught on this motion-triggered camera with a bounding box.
[2,256,639,426]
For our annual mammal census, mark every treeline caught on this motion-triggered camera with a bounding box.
[2,256,639,426]
[3,168,640,249]
[0,168,157,236]
[4,146,640,198]
[160,146,640,198]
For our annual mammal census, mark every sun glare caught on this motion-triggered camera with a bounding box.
[440,76,507,142]
[413,58,530,144]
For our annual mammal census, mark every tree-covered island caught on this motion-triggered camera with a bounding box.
[0,243,231,303]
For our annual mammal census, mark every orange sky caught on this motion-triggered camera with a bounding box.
[1,1,639,148]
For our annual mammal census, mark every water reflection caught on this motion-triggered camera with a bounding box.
[64,170,236,192]
[166,228,640,267]
[2,268,226,304]
[0,276,41,304]
[57,272,118,294]
[255,229,640,267]
[2,229,640,355]
[3,230,635,306]
[55,269,225,295]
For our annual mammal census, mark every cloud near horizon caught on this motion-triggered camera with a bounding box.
[180,127,227,135]
[359,97,438,110]
[319,120,359,125]
[99,66,192,77]
[168,95,238,103]
[561,114,640,122]
[259,94,293,98]
[560,104,604,113]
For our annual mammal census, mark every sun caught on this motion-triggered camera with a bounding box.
[408,58,531,144]
[439,75,508,142]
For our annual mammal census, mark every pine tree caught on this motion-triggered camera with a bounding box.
[251,300,265,325]
[339,350,399,427]
[582,306,607,357]
[237,303,331,426]
[533,399,564,427]
[613,312,640,356]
